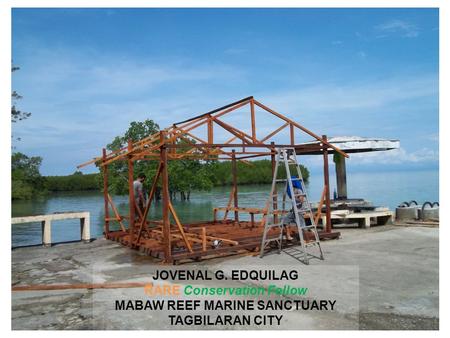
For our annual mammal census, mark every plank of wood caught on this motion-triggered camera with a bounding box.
[107,194,127,232]
[168,203,193,253]
[12,282,149,292]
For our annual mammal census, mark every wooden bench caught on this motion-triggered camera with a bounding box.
[12,212,90,246]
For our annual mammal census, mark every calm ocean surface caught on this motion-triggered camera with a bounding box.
[12,169,438,247]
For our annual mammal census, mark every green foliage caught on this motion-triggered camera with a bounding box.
[11,65,31,124]
[46,171,99,192]
[104,119,161,195]
[22,159,309,196]
[12,152,46,200]
[208,159,309,186]
[12,116,310,198]
[104,119,216,199]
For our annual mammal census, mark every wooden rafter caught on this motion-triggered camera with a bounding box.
[78,96,347,169]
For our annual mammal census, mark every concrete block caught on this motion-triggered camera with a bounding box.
[41,219,51,247]
[80,214,91,243]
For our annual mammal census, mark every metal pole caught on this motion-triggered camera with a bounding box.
[161,131,172,262]
[102,148,109,235]
[127,140,135,245]
[231,149,239,223]
[323,135,332,233]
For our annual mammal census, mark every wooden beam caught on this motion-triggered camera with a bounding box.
[202,227,207,252]
[160,131,172,262]
[250,98,256,141]
[102,148,109,234]
[207,116,213,144]
[12,282,149,292]
[168,202,193,253]
[253,99,348,158]
[223,186,236,221]
[231,150,239,223]
[107,194,127,232]
[323,135,332,232]
[127,140,135,245]
[290,123,295,145]
[134,162,163,245]
[271,142,278,223]
[260,122,290,143]
[314,186,327,226]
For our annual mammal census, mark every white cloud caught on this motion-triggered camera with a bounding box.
[17,49,243,100]
[259,73,437,114]
[301,147,438,169]
[348,147,438,165]
[375,19,419,38]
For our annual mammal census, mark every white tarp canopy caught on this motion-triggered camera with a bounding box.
[300,136,400,154]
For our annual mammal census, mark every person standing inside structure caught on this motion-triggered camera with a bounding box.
[133,173,147,216]
[284,177,306,240]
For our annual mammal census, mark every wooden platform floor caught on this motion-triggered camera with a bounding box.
[105,220,340,263]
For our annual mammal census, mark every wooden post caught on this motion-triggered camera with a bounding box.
[201,227,207,252]
[270,142,278,223]
[161,131,172,262]
[207,116,213,144]
[223,186,235,221]
[127,140,135,245]
[102,148,109,235]
[250,99,256,142]
[231,150,239,223]
[135,162,163,244]
[323,135,332,233]
[290,124,295,145]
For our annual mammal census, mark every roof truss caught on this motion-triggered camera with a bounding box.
[78,96,347,168]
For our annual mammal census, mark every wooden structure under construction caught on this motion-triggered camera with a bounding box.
[79,97,348,263]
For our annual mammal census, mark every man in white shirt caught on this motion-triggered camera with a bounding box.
[133,173,147,215]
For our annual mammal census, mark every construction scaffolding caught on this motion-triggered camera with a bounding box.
[78,96,348,263]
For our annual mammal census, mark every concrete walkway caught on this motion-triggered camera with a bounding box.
[11,224,438,330]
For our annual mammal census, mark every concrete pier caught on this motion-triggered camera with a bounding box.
[11,223,438,330]
[333,153,347,199]
[12,212,90,246]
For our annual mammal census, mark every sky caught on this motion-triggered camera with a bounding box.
[11,8,439,176]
